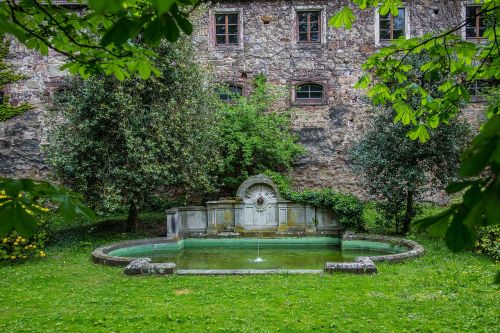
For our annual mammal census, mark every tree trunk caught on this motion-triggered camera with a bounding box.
[127,203,139,232]
[402,191,414,235]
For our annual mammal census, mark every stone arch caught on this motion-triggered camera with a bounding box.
[236,174,283,201]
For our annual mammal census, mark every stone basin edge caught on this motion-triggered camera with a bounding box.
[90,234,424,275]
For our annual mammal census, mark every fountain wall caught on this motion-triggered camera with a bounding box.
[166,175,340,237]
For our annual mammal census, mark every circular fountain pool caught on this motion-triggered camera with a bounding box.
[92,235,424,275]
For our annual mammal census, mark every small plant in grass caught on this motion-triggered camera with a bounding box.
[475,225,500,261]
[0,217,49,261]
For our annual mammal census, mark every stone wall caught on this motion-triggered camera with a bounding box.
[192,0,483,197]
[0,39,67,178]
[0,0,485,198]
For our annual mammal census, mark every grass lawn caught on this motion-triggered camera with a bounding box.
[0,220,498,333]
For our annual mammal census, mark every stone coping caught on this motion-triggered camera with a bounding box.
[342,234,425,263]
[91,234,424,275]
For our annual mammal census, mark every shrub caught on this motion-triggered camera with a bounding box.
[264,171,364,231]
[45,39,223,229]
[475,225,500,261]
[218,75,304,194]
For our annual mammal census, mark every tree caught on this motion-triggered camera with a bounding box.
[351,111,470,234]
[218,75,305,194]
[45,39,222,230]
[331,0,500,251]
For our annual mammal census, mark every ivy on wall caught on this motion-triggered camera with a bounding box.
[0,35,31,122]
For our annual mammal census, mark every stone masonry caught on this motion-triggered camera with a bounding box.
[0,0,486,197]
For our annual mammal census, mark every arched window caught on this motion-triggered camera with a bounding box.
[295,83,324,103]
[217,84,243,101]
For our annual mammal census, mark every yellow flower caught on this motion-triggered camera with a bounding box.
[2,238,7,243]
[10,256,16,260]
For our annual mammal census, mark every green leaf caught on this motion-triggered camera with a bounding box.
[152,0,176,15]
[328,6,356,29]
[445,215,474,252]
[414,208,453,231]
[88,0,123,13]
[3,179,22,197]
[138,62,151,80]
[0,201,37,237]
[445,180,476,194]
[143,18,164,45]
[460,140,496,177]
[101,18,141,47]
[161,14,181,42]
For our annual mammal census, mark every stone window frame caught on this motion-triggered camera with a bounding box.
[292,5,327,45]
[209,8,244,50]
[291,80,328,106]
[374,6,410,46]
[461,2,487,41]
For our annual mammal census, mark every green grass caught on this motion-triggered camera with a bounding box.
[0,220,498,332]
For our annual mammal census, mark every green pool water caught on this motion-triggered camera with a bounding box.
[108,238,406,270]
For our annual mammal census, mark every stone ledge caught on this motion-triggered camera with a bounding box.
[342,234,425,263]
[124,259,177,276]
[91,237,177,267]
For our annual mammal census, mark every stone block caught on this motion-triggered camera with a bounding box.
[124,259,177,276]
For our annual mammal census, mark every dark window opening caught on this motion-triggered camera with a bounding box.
[0,90,4,104]
[295,83,324,102]
[297,11,321,43]
[466,6,485,39]
[215,13,239,45]
[379,8,405,41]
[218,85,243,101]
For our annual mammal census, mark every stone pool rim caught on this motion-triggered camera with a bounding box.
[91,234,424,275]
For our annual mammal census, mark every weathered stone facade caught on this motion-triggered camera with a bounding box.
[0,0,485,197]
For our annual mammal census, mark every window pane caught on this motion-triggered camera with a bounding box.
[380,29,390,40]
[299,22,308,33]
[299,33,308,42]
[393,29,404,39]
[215,25,226,35]
[296,91,309,99]
[310,32,319,42]
[228,34,238,44]
[216,35,226,44]
[465,27,476,38]
[298,12,308,23]
[466,6,477,18]
[310,22,319,32]
[394,15,405,31]
[379,20,390,30]
[310,13,319,23]
[227,14,238,24]
[309,91,323,99]
[228,25,238,34]
[229,85,242,95]
[215,15,225,24]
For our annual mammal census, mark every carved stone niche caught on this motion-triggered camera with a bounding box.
[236,175,282,230]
